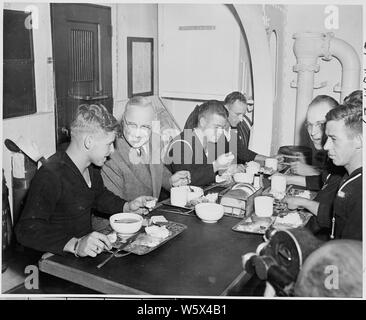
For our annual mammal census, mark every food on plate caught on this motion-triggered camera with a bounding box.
[186,193,218,207]
[259,166,276,175]
[275,212,303,226]
[145,199,157,209]
[246,161,261,169]
[106,232,117,243]
[132,234,161,248]
[237,218,272,232]
[150,215,168,224]
[216,164,245,183]
[293,190,311,199]
[215,174,232,184]
[224,164,246,175]
[270,190,286,200]
[186,186,204,202]
[145,225,170,239]
[246,161,261,173]
[273,200,288,215]
[205,193,219,203]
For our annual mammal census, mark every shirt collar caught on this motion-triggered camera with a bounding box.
[193,128,205,146]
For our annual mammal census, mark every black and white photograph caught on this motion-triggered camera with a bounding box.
[0,0,364,304]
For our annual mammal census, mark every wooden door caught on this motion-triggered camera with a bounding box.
[51,4,113,147]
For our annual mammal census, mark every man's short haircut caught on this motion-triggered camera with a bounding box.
[326,102,362,136]
[197,100,228,124]
[309,95,339,109]
[343,90,362,107]
[294,240,362,298]
[125,96,153,113]
[224,91,247,106]
[70,103,118,136]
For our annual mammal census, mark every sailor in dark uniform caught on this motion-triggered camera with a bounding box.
[184,91,268,165]
[285,101,362,241]
[323,103,362,240]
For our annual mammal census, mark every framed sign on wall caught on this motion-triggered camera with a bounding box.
[127,37,154,98]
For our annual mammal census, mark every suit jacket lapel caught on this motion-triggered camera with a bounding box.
[119,136,162,198]
[117,138,150,187]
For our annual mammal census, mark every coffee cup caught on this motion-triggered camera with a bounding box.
[171,186,188,207]
[271,175,287,193]
[254,196,274,217]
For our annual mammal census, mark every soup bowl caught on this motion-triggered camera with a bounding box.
[109,212,143,235]
[195,203,224,223]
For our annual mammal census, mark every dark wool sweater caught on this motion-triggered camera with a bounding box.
[15,151,126,255]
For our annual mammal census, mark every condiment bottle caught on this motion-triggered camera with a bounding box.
[253,174,260,189]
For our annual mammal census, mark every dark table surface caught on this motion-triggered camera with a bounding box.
[39,207,263,296]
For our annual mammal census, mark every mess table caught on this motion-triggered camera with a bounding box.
[38,192,264,295]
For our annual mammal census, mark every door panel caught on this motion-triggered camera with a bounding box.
[51,4,113,147]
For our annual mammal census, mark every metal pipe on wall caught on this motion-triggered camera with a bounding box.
[292,32,360,145]
[328,36,361,101]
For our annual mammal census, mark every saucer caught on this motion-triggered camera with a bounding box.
[201,219,219,224]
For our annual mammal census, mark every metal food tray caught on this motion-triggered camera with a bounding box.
[154,203,195,216]
[232,216,273,235]
[287,187,317,200]
[157,183,233,216]
[272,210,313,230]
[232,209,312,235]
[121,221,187,255]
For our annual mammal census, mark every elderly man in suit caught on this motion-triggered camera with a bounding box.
[101,96,190,203]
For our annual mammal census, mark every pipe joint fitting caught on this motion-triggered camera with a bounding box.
[321,32,334,61]
[293,63,320,73]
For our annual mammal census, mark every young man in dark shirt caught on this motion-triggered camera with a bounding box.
[166,100,236,187]
[285,102,362,241]
[15,104,154,257]
[184,92,268,165]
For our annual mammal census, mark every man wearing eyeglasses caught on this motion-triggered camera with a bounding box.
[279,95,345,190]
[278,95,345,237]
[284,101,362,241]
[101,96,190,205]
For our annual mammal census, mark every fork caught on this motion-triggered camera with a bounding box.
[97,247,131,269]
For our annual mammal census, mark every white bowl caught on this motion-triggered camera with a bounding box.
[186,186,204,202]
[195,203,224,223]
[109,213,143,235]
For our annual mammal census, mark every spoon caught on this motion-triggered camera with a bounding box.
[114,219,139,223]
